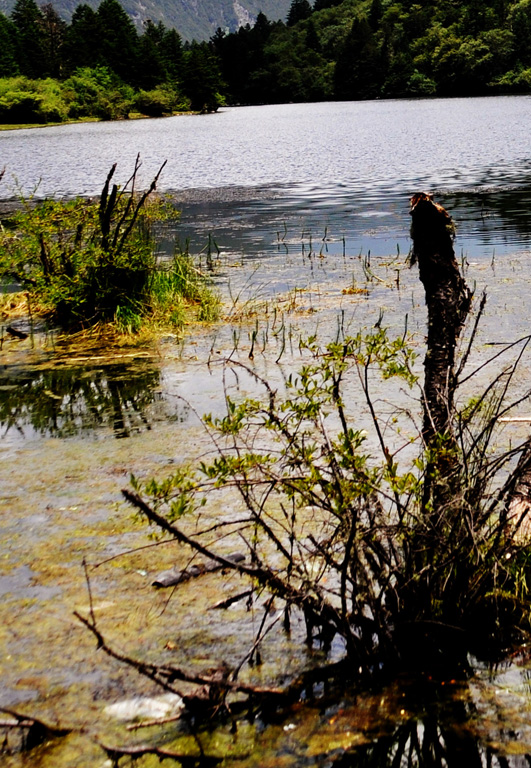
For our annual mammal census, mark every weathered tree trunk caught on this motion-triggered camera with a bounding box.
[410,193,472,444]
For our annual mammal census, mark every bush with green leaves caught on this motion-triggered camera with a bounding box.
[127,322,531,675]
[0,76,69,123]
[61,66,134,120]
[133,84,190,117]
[0,159,219,331]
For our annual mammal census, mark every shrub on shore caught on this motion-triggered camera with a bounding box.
[0,69,191,124]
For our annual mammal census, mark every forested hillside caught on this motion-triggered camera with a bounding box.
[0,0,226,122]
[213,0,531,103]
[0,0,530,126]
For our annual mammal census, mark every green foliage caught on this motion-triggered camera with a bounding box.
[213,0,531,102]
[0,0,229,124]
[10,0,47,78]
[0,161,219,331]
[0,0,530,116]
[181,41,226,111]
[0,75,68,122]
[131,325,531,670]
[133,83,190,116]
[62,66,133,119]
[0,14,19,77]
[286,0,313,27]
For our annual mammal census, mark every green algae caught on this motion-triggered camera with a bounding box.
[4,247,531,766]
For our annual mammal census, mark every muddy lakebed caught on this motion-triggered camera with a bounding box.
[4,97,531,765]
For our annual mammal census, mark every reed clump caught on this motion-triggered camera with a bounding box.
[0,157,219,334]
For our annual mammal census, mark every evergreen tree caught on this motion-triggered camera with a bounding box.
[287,0,312,27]
[40,3,67,79]
[137,20,168,89]
[11,0,46,78]
[161,28,183,80]
[306,18,321,52]
[0,14,19,77]
[181,41,224,111]
[96,0,139,83]
[63,4,101,74]
[334,16,382,99]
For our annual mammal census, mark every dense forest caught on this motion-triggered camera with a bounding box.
[0,0,225,122]
[214,0,531,103]
[1,0,531,124]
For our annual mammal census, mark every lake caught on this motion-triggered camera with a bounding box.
[2,96,531,260]
[2,96,531,767]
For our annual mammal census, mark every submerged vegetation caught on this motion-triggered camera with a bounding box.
[58,195,531,766]
[0,157,219,333]
[4,190,531,763]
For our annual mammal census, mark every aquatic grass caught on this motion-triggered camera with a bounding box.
[149,253,221,329]
[0,158,219,336]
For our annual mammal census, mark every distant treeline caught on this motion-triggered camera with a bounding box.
[0,0,224,122]
[1,0,531,124]
[213,0,531,103]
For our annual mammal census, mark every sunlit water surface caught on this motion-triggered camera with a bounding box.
[2,97,531,766]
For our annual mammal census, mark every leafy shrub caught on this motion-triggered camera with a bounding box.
[128,325,531,673]
[62,67,134,120]
[133,84,190,117]
[491,67,531,92]
[0,77,69,123]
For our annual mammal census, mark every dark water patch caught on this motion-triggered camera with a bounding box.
[0,361,173,440]
[0,565,61,602]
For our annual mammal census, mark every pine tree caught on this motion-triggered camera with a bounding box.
[63,4,101,74]
[287,0,312,27]
[181,41,224,111]
[96,0,139,84]
[160,27,183,80]
[0,13,19,76]
[334,16,382,99]
[137,20,168,89]
[40,3,67,78]
[11,0,46,78]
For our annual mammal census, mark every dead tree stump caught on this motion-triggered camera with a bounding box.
[410,193,472,443]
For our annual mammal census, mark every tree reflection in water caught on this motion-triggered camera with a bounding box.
[0,362,186,438]
[332,697,531,768]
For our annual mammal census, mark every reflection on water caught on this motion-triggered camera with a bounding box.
[334,716,518,768]
[178,670,531,767]
[0,361,188,439]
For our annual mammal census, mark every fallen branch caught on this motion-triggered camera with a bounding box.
[0,707,70,752]
[99,741,222,766]
[153,552,246,588]
[74,609,286,705]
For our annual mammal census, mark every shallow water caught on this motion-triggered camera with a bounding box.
[3,98,531,765]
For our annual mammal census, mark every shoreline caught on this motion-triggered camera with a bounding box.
[0,110,198,133]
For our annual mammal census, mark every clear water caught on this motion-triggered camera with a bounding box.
[3,97,531,767]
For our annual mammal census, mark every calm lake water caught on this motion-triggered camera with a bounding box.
[2,96,531,259]
[3,97,531,767]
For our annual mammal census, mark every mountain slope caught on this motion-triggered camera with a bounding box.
[0,0,293,40]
